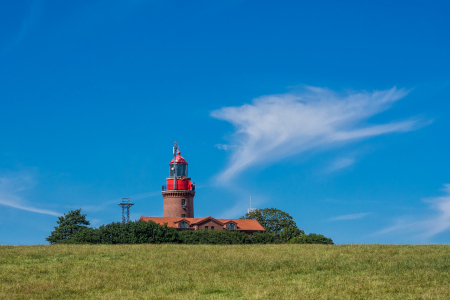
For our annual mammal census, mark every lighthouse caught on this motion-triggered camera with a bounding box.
[141,142,266,235]
[162,142,195,218]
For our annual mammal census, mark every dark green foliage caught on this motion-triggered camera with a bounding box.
[251,232,278,244]
[67,227,99,244]
[241,208,305,242]
[49,209,333,245]
[290,233,334,245]
[67,220,181,244]
[46,209,90,244]
[179,229,252,244]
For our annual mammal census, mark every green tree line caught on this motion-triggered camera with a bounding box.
[47,208,333,245]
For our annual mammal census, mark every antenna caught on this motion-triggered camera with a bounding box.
[118,198,134,223]
[248,196,255,214]
[173,141,178,190]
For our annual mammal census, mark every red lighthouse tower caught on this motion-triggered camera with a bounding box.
[162,142,195,218]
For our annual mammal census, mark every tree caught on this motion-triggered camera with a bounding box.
[289,233,334,245]
[46,209,90,244]
[240,208,304,242]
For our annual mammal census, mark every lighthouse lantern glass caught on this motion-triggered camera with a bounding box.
[169,164,188,177]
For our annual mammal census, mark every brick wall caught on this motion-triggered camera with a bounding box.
[162,191,195,218]
[196,220,224,230]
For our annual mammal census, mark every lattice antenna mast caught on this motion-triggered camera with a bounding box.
[118,198,134,223]
[173,141,178,190]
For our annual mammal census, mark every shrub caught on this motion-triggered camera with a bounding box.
[67,220,181,244]
[289,233,334,245]
[179,230,252,244]
[251,232,278,244]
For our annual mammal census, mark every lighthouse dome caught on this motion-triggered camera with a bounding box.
[170,151,188,165]
[169,151,188,177]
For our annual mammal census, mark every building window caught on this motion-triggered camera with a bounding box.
[180,222,188,228]
[211,226,214,230]
[181,199,185,206]
[205,226,208,230]
[181,214,185,218]
[227,223,235,230]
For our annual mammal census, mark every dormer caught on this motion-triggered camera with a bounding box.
[174,218,191,229]
[190,216,224,226]
[223,220,238,230]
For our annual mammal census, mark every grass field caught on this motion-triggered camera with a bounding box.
[1,244,449,299]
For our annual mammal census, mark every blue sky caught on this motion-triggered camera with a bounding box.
[1,0,449,245]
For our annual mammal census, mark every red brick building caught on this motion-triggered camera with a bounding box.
[140,216,265,236]
[140,142,265,235]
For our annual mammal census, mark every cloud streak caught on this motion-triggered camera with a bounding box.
[326,157,356,173]
[329,212,371,221]
[211,86,425,181]
[0,172,60,217]
[378,184,450,240]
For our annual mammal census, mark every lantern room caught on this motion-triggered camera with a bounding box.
[169,151,188,177]
[164,150,194,191]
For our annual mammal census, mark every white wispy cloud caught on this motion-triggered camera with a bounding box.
[0,172,61,217]
[211,86,426,182]
[326,157,356,173]
[378,184,450,240]
[215,144,236,151]
[329,212,371,221]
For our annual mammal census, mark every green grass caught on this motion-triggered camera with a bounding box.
[1,244,449,299]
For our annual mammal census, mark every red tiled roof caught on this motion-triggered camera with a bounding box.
[190,216,224,226]
[173,218,191,224]
[221,219,238,224]
[139,216,265,231]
